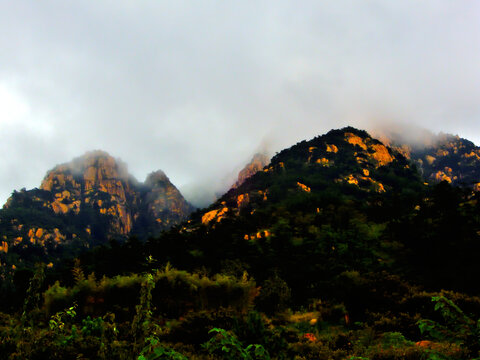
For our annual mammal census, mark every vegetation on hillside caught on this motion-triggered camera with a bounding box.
[1,127,480,358]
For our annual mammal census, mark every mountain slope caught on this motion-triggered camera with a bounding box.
[136,127,480,307]
[192,127,422,228]
[142,128,445,304]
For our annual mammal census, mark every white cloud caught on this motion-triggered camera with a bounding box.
[0,1,479,206]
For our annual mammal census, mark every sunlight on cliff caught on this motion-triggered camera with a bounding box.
[202,207,229,224]
[370,144,394,166]
[345,133,367,150]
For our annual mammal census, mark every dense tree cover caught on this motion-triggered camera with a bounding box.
[2,127,480,358]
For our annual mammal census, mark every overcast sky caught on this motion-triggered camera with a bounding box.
[0,1,479,207]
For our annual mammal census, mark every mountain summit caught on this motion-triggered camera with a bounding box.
[0,151,193,261]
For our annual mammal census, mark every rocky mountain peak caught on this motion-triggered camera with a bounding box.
[145,170,169,188]
[1,151,193,257]
[40,150,133,192]
[233,153,270,189]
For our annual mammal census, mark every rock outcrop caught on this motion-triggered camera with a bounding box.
[233,153,270,189]
[143,170,194,228]
[373,127,480,188]
[0,151,194,255]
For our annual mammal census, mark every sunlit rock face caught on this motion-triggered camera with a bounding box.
[373,128,480,188]
[233,153,270,189]
[39,151,138,236]
[1,151,193,252]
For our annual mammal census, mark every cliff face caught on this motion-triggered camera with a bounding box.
[0,151,193,256]
[232,153,270,189]
[38,151,139,236]
[143,170,195,228]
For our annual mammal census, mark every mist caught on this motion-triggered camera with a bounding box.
[0,1,479,207]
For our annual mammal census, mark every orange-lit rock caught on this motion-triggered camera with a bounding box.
[51,201,69,214]
[432,171,452,183]
[35,228,44,238]
[53,228,65,243]
[215,207,228,222]
[316,158,329,166]
[236,193,250,208]
[425,155,436,165]
[370,144,394,166]
[436,149,449,157]
[297,182,311,192]
[233,153,270,188]
[257,190,268,201]
[256,230,270,239]
[0,241,8,253]
[345,133,367,150]
[464,151,480,160]
[346,175,359,185]
[375,182,385,193]
[202,207,229,224]
[326,144,338,153]
[307,147,317,162]
[362,169,370,176]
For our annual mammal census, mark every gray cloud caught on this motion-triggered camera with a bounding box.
[0,1,479,207]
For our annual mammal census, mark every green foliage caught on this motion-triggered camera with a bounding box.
[44,265,258,318]
[203,327,271,360]
[256,274,291,315]
[138,336,189,360]
[418,296,480,357]
[49,303,77,331]
[21,262,45,326]
[132,273,157,348]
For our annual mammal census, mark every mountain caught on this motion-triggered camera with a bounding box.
[145,126,479,301]
[193,127,421,229]
[3,127,480,359]
[0,151,193,264]
[411,134,480,189]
